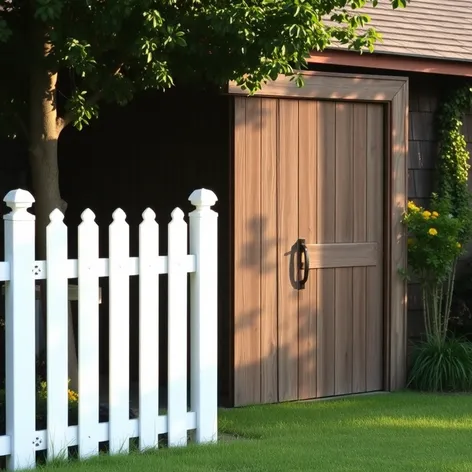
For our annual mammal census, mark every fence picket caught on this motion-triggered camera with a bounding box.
[46,209,70,460]
[189,190,219,443]
[3,190,37,470]
[138,209,160,450]
[78,209,100,459]
[108,209,130,454]
[167,208,188,447]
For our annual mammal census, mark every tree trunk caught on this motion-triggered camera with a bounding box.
[28,52,78,390]
[29,66,66,257]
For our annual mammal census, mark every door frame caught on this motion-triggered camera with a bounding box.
[229,70,408,396]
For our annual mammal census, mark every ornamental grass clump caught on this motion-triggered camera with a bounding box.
[408,336,472,392]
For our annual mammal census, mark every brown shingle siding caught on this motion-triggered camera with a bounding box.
[408,170,416,197]
[410,111,435,141]
[413,169,435,199]
[409,141,436,169]
[408,82,438,202]
[417,93,438,114]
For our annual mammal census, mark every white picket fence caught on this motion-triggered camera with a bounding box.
[0,188,218,470]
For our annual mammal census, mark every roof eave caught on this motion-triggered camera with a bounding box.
[308,49,472,78]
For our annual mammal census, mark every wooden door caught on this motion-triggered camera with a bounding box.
[278,100,385,401]
[232,72,408,408]
[234,97,385,403]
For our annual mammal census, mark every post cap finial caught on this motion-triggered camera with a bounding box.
[3,189,35,221]
[3,189,35,208]
[189,188,218,209]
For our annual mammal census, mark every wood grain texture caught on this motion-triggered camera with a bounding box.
[388,84,408,390]
[306,243,377,269]
[277,99,299,402]
[334,103,354,396]
[298,100,318,400]
[233,97,262,406]
[366,104,385,392]
[260,99,278,404]
[316,101,336,398]
[229,72,404,101]
[231,73,409,406]
[352,104,368,394]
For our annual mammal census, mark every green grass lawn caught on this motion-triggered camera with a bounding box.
[38,392,472,472]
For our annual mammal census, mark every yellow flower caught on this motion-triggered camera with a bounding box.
[68,389,79,403]
[457,242,462,248]
[428,228,438,236]
[422,211,431,219]
[432,211,439,217]
[408,201,419,212]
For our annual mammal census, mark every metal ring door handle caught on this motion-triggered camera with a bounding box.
[297,238,310,290]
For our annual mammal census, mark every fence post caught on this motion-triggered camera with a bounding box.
[3,189,37,470]
[188,188,218,443]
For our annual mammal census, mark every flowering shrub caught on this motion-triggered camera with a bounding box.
[402,197,466,343]
[403,198,463,285]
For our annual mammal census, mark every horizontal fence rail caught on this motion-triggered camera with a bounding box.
[0,413,198,457]
[0,256,197,282]
[0,188,219,470]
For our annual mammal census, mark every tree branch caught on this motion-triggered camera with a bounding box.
[57,63,124,133]
[58,89,101,131]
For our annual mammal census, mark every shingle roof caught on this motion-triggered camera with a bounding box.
[332,0,472,62]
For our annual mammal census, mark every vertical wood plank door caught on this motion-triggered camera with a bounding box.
[299,101,385,399]
[280,99,385,400]
[233,96,385,405]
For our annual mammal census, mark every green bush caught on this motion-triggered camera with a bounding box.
[408,337,472,392]
[402,198,464,342]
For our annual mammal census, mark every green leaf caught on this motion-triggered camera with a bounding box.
[392,0,408,7]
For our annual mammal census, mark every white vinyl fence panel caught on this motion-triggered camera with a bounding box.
[0,188,219,470]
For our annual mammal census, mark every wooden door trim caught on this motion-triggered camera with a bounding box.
[228,71,407,102]
[229,71,408,393]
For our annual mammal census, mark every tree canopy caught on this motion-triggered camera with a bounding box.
[0,0,406,138]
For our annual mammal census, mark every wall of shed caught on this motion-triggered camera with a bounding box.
[407,79,472,343]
